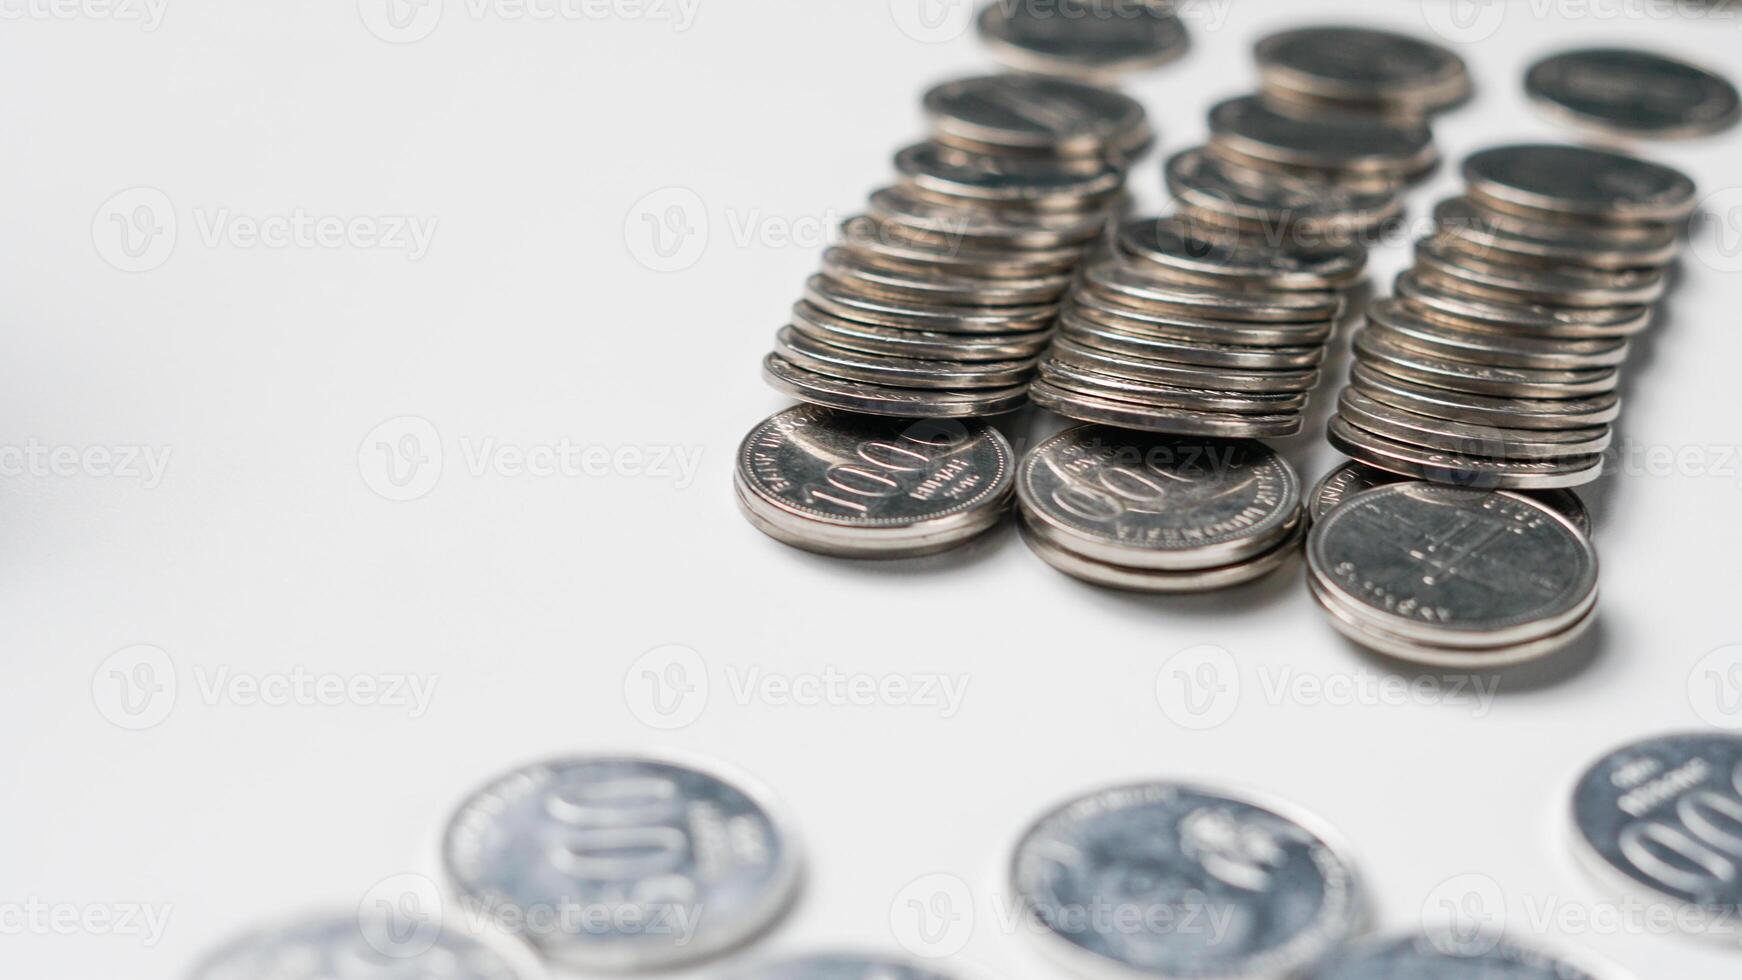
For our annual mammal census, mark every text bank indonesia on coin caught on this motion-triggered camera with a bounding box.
[442,755,803,971]
[1012,781,1362,979]
[1572,732,1742,943]
[736,404,1014,559]
[188,911,539,980]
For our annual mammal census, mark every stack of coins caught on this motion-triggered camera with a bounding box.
[1027,215,1360,437]
[1326,143,1696,489]
[1307,482,1600,666]
[976,0,1190,81]
[761,73,1147,419]
[1016,425,1305,592]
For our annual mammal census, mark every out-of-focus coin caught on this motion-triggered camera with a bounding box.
[1011,780,1362,980]
[1041,354,1311,414]
[774,327,1036,390]
[822,247,1070,307]
[1072,288,1336,347]
[1116,215,1367,290]
[731,954,961,980]
[1367,297,1630,370]
[868,185,1112,248]
[1166,146,1403,236]
[1571,732,1742,939]
[1050,334,1320,392]
[897,141,1124,207]
[840,215,1084,278]
[1433,196,1680,270]
[1030,381,1304,437]
[1337,388,1613,460]
[976,0,1189,80]
[1061,310,1327,370]
[1307,461,1590,532]
[1351,362,1622,430]
[1395,270,1652,339]
[1017,424,1301,570]
[1309,572,1597,668]
[443,754,802,971]
[1415,236,1666,308]
[764,354,1029,418]
[1254,26,1469,113]
[924,73,1150,156]
[188,912,538,980]
[1462,143,1698,223]
[1021,514,1304,593]
[1308,933,1609,980]
[804,276,1058,334]
[1354,329,1621,399]
[1307,481,1598,649]
[1328,416,1606,489]
[791,303,1052,362]
[1526,47,1740,140]
[1208,95,1436,178]
[1084,254,1343,323]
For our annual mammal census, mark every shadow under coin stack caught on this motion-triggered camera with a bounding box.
[761,73,1147,419]
[1327,143,1694,490]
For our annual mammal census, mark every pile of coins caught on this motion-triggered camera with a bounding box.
[1326,142,1696,489]
[1026,215,1360,438]
[976,0,1190,81]
[1016,425,1306,591]
[760,73,1147,419]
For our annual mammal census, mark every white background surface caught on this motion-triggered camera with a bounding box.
[3,1,1742,977]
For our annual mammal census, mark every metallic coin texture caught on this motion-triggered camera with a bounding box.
[1572,732,1742,932]
[897,141,1123,206]
[1462,143,1698,223]
[1166,147,1402,235]
[1117,215,1367,290]
[1327,417,1606,491]
[442,755,802,971]
[1526,47,1740,139]
[1018,425,1300,570]
[1012,781,1361,980]
[1208,96,1435,177]
[925,73,1149,155]
[1309,934,1604,980]
[763,355,1030,418]
[1432,195,1679,270]
[731,954,961,980]
[1307,482,1597,648]
[188,912,535,980]
[1308,462,1589,533]
[1021,515,1304,594]
[1254,26,1469,112]
[976,0,1189,79]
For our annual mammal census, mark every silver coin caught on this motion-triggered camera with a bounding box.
[1526,47,1741,140]
[1084,253,1343,323]
[1354,329,1620,399]
[1307,481,1598,647]
[1433,195,1679,270]
[1202,140,1419,193]
[1020,513,1304,593]
[1367,297,1630,370]
[730,953,962,980]
[764,354,1028,418]
[1071,288,1335,347]
[1061,310,1327,370]
[1337,388,1612,460]
[1116,215,1367,291]
[1254,26,1469,113]
[1208,95,1436,177]
[897,142,1124,207]
[868,185,1112,248]
[1018,424,1301,570]
[1328,416,1606,490]
[1308,461,1590,533]
[1051,334,1321,393]
[1011,781,1362,980]
[1350,362,1622,430]
[1415,237,1666,309]
[1166,146,1403,236]
[1039,357,1312,414]
[1308,933,1608,980]
[1462,143,1698,224]
[775,327,1036,390]
[840,215,1086,278]
[1394,270,1651,339]
[1031,380,1304,438]
[188,912,538,980]
[1309,573,1597,669]
[791,303,1053,362]
[822,247,1070,308]
[442,754,802,971]
[1571,732,1742,936]
[924,73,1149,156]
[804,277,1058,334]
[976,0,1189,80]
[736,404,1013,556]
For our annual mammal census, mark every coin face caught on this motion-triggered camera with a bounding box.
[976,0,1189,79]
[1012,781,1361,980]
[1311,934,1605,980]
[1462,144,1698,223]
[1307,483,1598,647]
[1309,462,1591,534]
[732,954,960,980]
[188,913,535,980]
[442,755,802,970]
[1208,96,1434,176]
[1018,425,1300,570]
[1571,732,1742,931]
[1254,26,1468,112]
[924,73,1148,155]
[736,403,1014,555]
[1526,47,1740,139]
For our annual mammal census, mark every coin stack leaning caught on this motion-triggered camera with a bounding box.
[1325,142,1696,489]
[1016,425,1306,592]
[761,73,1147,419]
[1026,215,1360,438]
